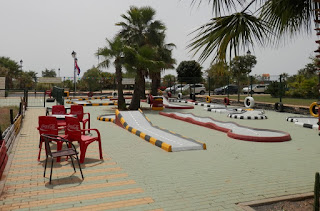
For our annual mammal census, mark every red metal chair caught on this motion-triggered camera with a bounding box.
[52,105,67,115]
[65,116,103,163]
[37,116,65,162]
[51,105,67,128]
[70,105,90,133]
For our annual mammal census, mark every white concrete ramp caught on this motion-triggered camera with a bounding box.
[116,110,206,152]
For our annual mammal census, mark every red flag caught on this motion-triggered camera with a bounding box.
[75,58,80,75]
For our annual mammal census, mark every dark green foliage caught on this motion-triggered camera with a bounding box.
[42,69,57,77]
[82,67,102,92]
[265,81,286,98]
[188,1,315,63]
[0,57,21,89]
[176,60,203,83]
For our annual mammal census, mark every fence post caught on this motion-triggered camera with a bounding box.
[279,75,282,103]
[43,91,46,107]
[250,76,253,97]
[24,89,28,110]
[227,76,230,99]
[10,109,13,124]
[208,77,211,96]
[314,172,319,211]
[19,102,22,115]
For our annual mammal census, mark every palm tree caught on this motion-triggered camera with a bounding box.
[97,36,126,110]
[123,45,165,109]
[149,40,176,96]
[188,0,315,64]
[117,6,166,110]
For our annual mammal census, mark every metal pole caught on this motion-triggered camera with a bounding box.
[208,76,211,96]
[279,74,282,103]
[10,109,13,124]
[74,58,76,97]
[227,76,230,98]
[250,76,253,97]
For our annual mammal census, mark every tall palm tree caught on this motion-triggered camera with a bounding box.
[123,45,165,109]
[97,36,126,110]
[188,0,315,64]
[117,6,166,110]
[150,42,176,96]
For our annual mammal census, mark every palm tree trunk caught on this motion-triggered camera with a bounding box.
[140,76,146,99]
[150,72,157,96]
[115,63,126,110]
[237,77,240,102]
[129,70,143,110]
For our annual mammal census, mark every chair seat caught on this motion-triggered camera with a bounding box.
[80,135,98,142]
[51,149,79,158]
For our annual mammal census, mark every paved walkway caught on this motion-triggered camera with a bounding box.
[1,103,320,210]
[0,108,161,211]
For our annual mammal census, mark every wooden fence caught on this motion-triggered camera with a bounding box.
[0,105,24,180]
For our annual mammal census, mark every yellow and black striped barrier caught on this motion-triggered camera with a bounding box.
[97,115,115,123]
[115,109,172,152]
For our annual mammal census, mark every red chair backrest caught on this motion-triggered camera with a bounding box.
[38,116,58,135]
[65,116,82,141]
[52,105,66,115]
[70,105,84,121]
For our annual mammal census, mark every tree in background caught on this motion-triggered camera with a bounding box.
[42,69,56,77]
[97,36,126,110]
[17,71,34,89]
[176,60,203,84]
[0,66,9,77]
[162,74,176,87]
[230,54,257,102]
[285,59,318,98]
[81,67,102,92]
[100,72,116,90]
[188,0,315,64]
[206,61,230,90]
[0,57,21,89]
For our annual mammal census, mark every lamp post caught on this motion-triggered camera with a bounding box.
[20,60,23,71]
[246,50,253,97]
[71,51,76,97]
[58,68,60,77]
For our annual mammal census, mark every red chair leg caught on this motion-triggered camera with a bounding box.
[79,143,89,163]
[98,141,103,160]
[38,140,43,161]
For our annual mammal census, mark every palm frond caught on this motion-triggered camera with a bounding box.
[190,0,245,15]
[188,12,270,63]
[260,0,314,39]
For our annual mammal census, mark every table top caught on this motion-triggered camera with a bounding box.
[50,114,76,119]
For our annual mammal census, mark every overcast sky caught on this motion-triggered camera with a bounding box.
[0,0,317,79]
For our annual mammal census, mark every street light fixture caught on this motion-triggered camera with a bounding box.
[20,60,23,71]
[71,51,76,96]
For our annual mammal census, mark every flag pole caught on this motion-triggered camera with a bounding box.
[71,51,77,97]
